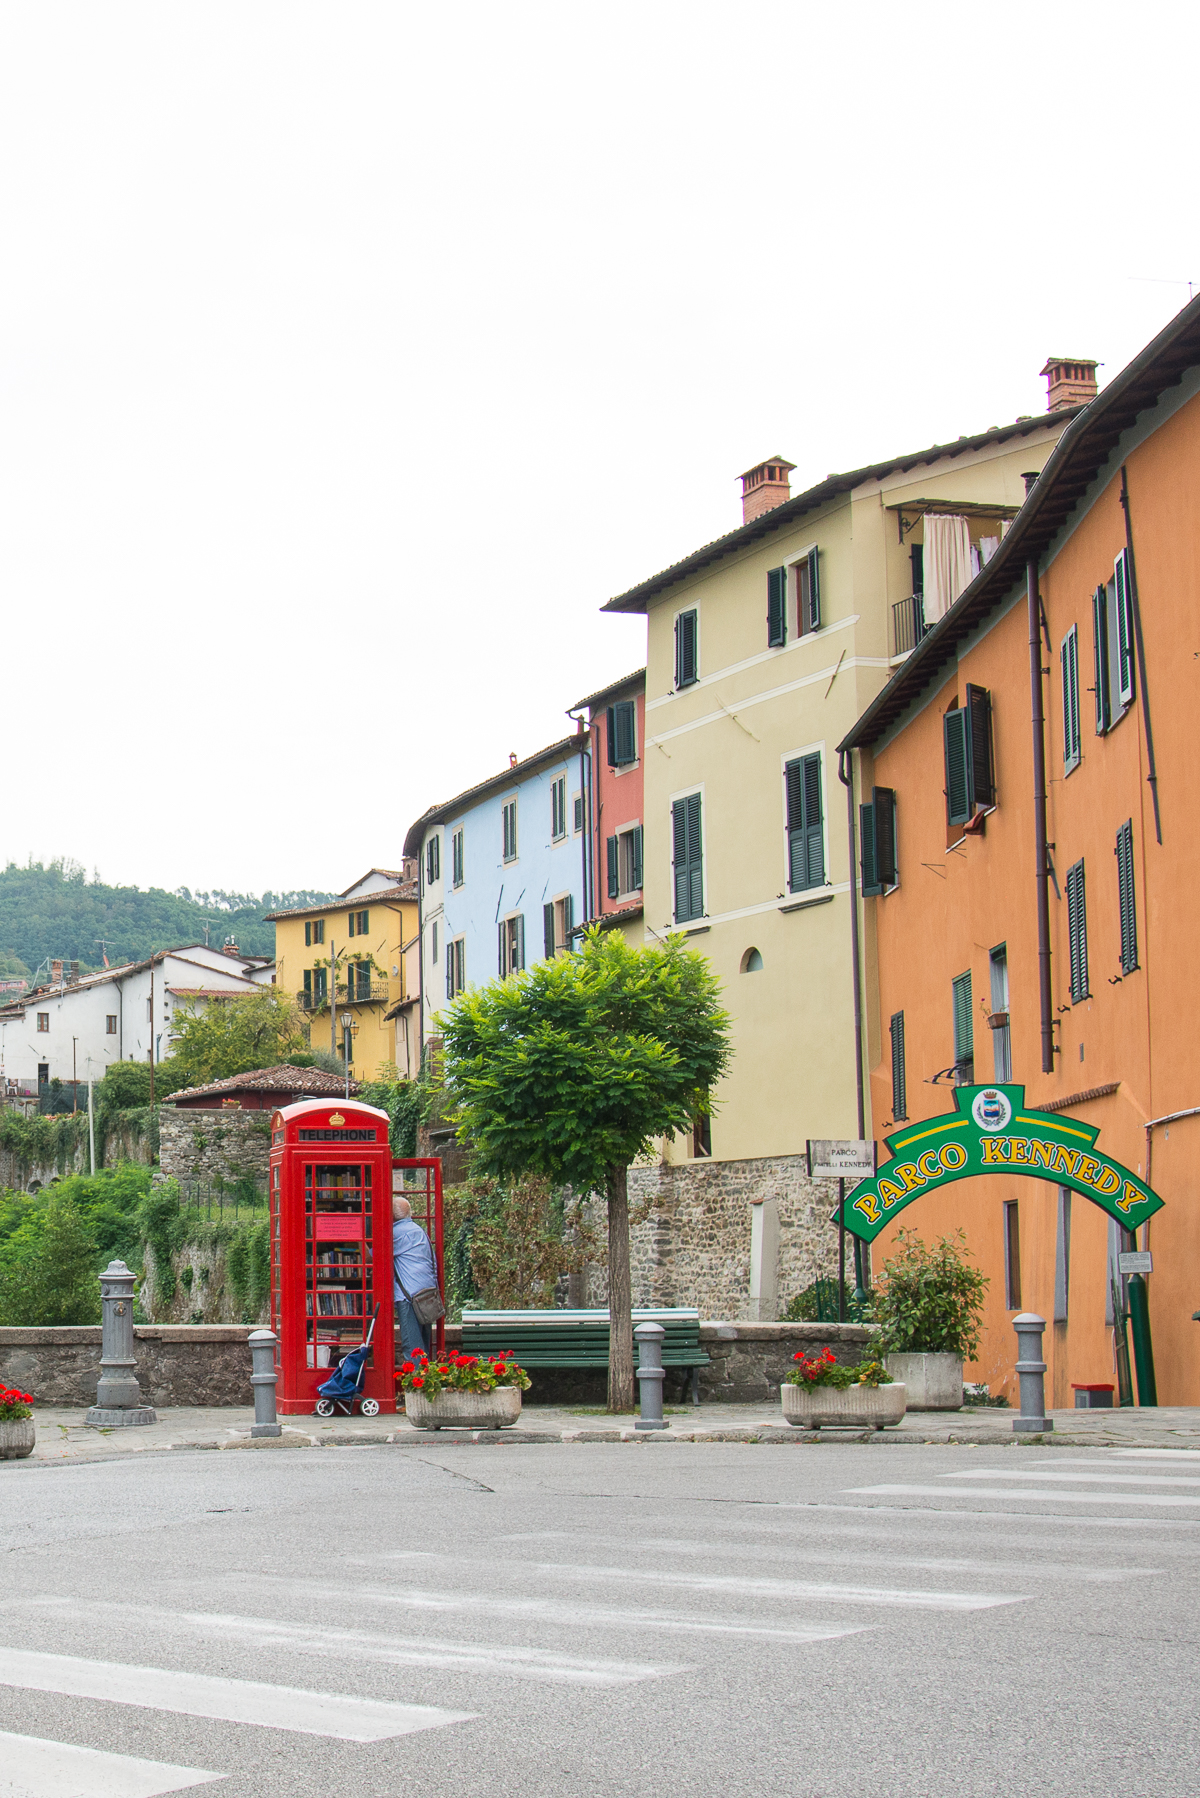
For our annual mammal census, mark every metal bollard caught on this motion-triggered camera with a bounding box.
[85,1259,157,1427]
[1011,1312,1054,1433]
[634,1321,668,1431]
[248,1329,282,1437]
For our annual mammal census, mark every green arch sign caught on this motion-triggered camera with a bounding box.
[837,1084,1163,1243]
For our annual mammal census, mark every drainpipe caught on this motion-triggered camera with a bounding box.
[1028,558,1054,1075]
[567,710,590,925]
[1119,466,1162,845]
[837,749,866,1138]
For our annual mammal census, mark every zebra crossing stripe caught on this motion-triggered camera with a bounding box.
[0,1728,222,1797]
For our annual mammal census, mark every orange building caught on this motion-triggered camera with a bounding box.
[840,300,1200,1405]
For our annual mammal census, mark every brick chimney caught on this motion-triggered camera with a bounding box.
[739,456,795,524]
[222,938,241,957]
[1041,358,1099,411]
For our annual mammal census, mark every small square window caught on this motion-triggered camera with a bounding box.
[502,799,518,862]
[37,1012,49,1032]
[106,1015,117,1035]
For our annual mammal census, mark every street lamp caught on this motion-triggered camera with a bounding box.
[340,1012,354,1098]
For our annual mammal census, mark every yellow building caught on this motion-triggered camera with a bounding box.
[603,370,1093,1317]
[268,868,419,1083]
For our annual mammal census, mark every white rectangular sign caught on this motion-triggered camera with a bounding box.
[1118,1250,1153,1275]
[807,1139,875,1181]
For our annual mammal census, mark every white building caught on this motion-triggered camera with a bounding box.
[0,944,273,1096]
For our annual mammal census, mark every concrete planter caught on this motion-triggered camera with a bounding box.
[404,1386,523,1431]
[0,1417,35,1460]
[884,1352,963,1410]
[781,1381,906,1430]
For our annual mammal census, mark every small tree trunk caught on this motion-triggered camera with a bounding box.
[606,1163,635,1411]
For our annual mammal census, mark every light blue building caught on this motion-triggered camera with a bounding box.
[403,731,592,1052]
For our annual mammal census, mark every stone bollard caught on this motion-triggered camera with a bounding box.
[634,1322,668,1431]
[1011,1312,1054,1433]
[85,1260,157,1427]
[248,1330,282,1438]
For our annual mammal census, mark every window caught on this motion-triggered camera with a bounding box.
[952,971,973,1081]
[498,914,525,976]
[675,609,698,689]
[309,966,327,1004]
[543,895,575,958]
[797,547,820,634]
[671,793,704,923]
[606,826,643,899]
[1066,858,1089,1001]
[37,1012,49,1032]
[445,937,465,999]
[1116,819,1138,974]
[1003,1201,1022,1310]
[551,775,567,840]
[1093,559,1135,734]
[742,948,763,973]
[37,1063,48,1085]
[989,945,1012,1082]
[350,961,371,1000]
[943,684,993,827]
[860,787,897,895]
[692,1100,712,1159]
[426,835,440,886]
[1061,625,1081,774]
[572,793,584,834]
[451,828,464,887]
[431,921,439,965]
[347,909,369,938]
[606,700,637,766]
[767,566,787,647]
[303,969,311,1002]
[785,753,824,891]
[890,1011,907,1121]
[305,919,325,947]
[502,799,518,862]
[106,1015,117,1035]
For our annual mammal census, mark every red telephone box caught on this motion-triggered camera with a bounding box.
[268,1098,443,1416]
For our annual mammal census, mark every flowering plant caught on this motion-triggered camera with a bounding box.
[396,1349,532,1399]
[0,1385,34,1422]
[785,1346,890,1390]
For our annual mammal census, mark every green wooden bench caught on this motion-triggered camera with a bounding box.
[459,1307,710,1405]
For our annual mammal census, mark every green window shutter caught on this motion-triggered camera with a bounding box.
[943,707,971,826]
[767,566,787,647]
[1066,859,1089,1002]
[873,786,897,887]
[305,922,311,947]
[1061,627,1081,773]
[348,912,355,938]
[966,684,993,808]
[675,610,698,688]
[606,835,619,898]
[952,970,974,1070]
[498,922,506,976]
[544,902,556,959]
[890,1011,907,1120]
[605,706,618,767]
[1092,585,1110,734]
[1116,821,1138,974]
[860,801,880,896]
[302,970,311,997]
[785,754,824,891]
[630,825,643,892]
[562,894,574,943]
[1114,550,1135,706]
[515,914,525,971]
[805,547,821,632]
[446,947,453,1000]
[672,795,703,922]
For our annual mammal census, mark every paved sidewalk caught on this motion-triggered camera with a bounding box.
[10,1399,1200,1466]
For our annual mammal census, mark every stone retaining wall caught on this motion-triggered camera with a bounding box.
[159,1108,272,1189]
[0,1320,867,1409]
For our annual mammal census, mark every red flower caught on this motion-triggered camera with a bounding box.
[400,1362,415,1375]
[412,1377,425,1389]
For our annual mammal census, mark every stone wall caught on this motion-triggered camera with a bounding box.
[625,1153,845,1319]
[0,1320,867,1408]
[159,1107,272,1189]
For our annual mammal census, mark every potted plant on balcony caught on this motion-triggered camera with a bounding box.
[398,1348,532,1430]
[781,1346,906,1430]
[873,1229,988,1410]
[0,1384,35,1460]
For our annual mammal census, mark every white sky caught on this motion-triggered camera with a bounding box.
[1,3,1194,895]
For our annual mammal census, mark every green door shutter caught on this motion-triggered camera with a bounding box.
[767,566,787,647]
[943,708,971,825]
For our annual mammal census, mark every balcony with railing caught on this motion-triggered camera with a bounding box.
[891,593,930,660]
[298,979,390,1012]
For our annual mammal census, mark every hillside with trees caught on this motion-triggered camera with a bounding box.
[0,859,339,976]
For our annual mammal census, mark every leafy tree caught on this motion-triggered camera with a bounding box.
[96,1059,191,1117]
[440,927,732,1409]
[171,988,308,1086]
[0,1191,101,1325]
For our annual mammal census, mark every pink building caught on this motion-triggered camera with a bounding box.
[572,669,646,932]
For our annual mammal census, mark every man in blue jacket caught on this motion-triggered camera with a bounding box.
[392,1195,438,1356]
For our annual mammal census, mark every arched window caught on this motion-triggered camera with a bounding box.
[741,947,763,973]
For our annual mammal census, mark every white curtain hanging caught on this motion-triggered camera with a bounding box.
[922,514,974,623]
[980,535,1000,566]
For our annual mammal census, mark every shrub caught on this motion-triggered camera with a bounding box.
[871,1228,988,1360]
[0,1193,101,1325]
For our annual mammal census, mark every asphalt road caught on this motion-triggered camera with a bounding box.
[1,1438,1197,1797]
